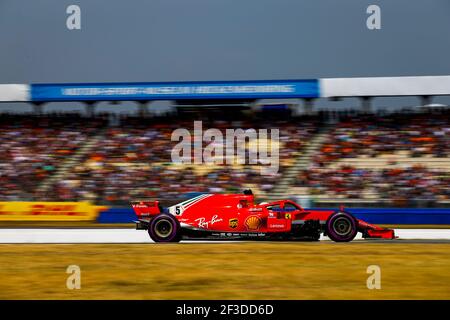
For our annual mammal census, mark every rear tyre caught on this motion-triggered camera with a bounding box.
[148,214,180,243]
[325,211,358,242]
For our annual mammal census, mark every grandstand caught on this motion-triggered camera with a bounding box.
[0,112,320,205]
[284,110,450,206]
[0,113,107,201]
[0,76,449,208]
[0,108,448,208]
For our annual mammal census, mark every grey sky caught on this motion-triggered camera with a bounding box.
[1,0,450,112]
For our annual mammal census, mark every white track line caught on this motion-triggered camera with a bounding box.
[0,228,449,243]
[0,229,151,244]
[394,229,450,240]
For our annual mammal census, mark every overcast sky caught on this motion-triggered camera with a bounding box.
[1,0,450,111]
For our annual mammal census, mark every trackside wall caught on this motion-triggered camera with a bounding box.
[97,207,450,225]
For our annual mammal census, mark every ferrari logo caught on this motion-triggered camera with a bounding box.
[229,218,238,229]
[285,213,291,219]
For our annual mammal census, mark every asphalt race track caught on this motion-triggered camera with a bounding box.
[0,228,450,243]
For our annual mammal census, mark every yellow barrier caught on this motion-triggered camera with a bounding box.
[0,202,106,221]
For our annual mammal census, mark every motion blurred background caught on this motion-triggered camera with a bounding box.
[0,106,449,210]
[0,0,450,300]
[0,0,449,220]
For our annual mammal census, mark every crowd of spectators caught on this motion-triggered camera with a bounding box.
[2,109,448,206]
[47,114,319,205]
[0,113,107,200]
[313,111,450,165]
[297,110,450,203]
[298,165,450,203]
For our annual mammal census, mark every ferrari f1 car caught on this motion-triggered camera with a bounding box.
[131,190,395,242]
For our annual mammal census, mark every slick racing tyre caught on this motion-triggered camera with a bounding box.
[325,211,358,242]
[148,214,181,243]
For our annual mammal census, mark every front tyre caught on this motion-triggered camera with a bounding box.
[148,214,181,243]
[325,211,358,242]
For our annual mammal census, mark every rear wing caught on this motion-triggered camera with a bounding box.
[131,200,161,218]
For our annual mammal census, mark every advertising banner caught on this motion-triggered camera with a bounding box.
[31,80,320,101]
[0,202,105,221]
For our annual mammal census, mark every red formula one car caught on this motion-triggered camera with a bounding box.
[131,190,395,242]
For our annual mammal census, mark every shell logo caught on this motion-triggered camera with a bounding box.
[245,215,262,231]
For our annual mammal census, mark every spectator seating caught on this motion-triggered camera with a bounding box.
[0,113,107,200]
[294,110,450,204]
[49,115,319,205]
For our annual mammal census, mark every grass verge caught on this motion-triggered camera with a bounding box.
[0,242,449,299]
